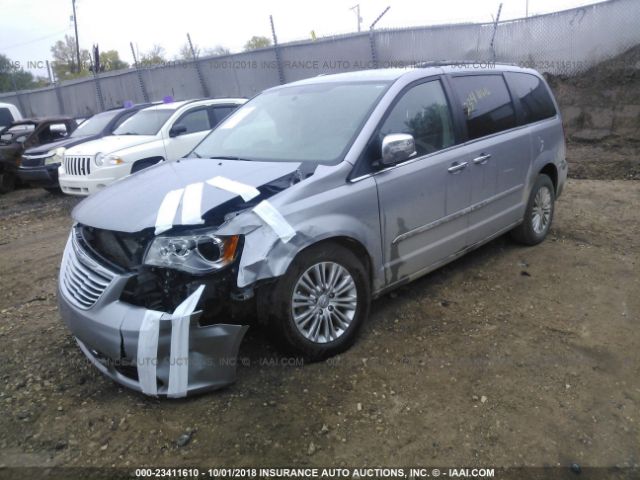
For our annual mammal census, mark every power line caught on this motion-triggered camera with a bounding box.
[0,28,72,51]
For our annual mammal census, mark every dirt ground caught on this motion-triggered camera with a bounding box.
[0,150,638,474]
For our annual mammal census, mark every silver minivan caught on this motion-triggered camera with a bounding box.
[58,64,567,396]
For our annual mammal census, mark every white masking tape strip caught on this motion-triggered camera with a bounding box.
[137,310,163,396]
[206,176,260,202]
[181,182,205,226]
[253,200,296,243]
[155,188,184,235]
[167,285,205,398]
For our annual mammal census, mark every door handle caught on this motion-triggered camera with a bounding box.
[447,161,468,173]
[472,153,492,165]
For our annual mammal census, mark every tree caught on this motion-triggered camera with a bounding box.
[0,54,39,93]
[50,35,91,80]
[178,42,200,60]
[139,45,166,66]
[99,50,129,71]
[243,36,271,51]
[204,45,231,57]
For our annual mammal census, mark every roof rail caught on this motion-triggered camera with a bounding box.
[412,60,519,68]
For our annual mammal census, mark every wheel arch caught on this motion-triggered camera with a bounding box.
[130,156,164,174]
[539,162,558,194]
[297,235,373,283]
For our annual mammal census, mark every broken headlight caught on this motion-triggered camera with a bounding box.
[44,147,66,165]
[144,233,239,274]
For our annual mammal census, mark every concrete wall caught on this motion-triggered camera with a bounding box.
[1,0,638,118]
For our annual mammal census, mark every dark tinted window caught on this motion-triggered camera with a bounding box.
[505,72,556,124]
[452,75,516,140]
[0,108,13,129]
[379,80,455,157]
[211,106,236,126]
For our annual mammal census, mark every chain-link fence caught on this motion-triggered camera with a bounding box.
[2,0,639,118]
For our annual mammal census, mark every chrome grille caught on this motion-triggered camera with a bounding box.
[64,155,92,176]
[60,232,116,309]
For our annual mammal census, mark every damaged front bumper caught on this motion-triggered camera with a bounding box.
[58,233,248,397]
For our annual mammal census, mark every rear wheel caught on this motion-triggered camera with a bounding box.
[510,174,555,245]
[264,243,371,361]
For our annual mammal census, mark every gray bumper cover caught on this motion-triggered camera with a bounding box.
[58,234,248,397]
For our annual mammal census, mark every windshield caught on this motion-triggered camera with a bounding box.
[192,81,390,164]
[71,110,119,137]
[113,108,174,135]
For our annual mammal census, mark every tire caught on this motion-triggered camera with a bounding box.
[510,174,555,246]
[263,242,371,361]
[0,171,16,194]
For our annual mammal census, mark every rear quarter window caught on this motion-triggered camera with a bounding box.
[0,108,13,129]
[505,72,557,124]
[451,74,517,140]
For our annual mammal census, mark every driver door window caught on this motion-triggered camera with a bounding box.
[379,80,455,157]
[177,108,211,134]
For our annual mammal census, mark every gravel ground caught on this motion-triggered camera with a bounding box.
[0,172,638,473]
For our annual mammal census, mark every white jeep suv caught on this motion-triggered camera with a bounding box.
[58,98,245,195]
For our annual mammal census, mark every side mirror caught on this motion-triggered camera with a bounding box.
[169,124,187,137]
[381,133,416,166]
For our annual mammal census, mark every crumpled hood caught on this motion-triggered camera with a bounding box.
[66,134,156,156]
[73,157,302,232]
[24,134,97,156]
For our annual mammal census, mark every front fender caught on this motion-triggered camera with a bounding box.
[112,140,166,163]
[216,175,384,293]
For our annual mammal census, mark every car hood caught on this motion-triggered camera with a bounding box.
[66,135,156,155]
[24,134,99,156]
[73,157,303,233]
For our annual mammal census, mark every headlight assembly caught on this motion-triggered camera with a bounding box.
[94,152,122,166]
[44,147,66,165]
[144,233,240,274]
[105,154,124,165]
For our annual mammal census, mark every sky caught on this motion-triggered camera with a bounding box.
[1,0,603,77]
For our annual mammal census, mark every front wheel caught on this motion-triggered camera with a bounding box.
[510,174,555,245]
[263,243,371,361]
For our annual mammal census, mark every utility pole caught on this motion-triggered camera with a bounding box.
[350,4,363,32]
[72,0,81,72]
[187,33,210,97]
[46,60,54,85]
[130,42,150,103]
[490,3,503,61]
[369,6,390,68]
[270,15,285,85]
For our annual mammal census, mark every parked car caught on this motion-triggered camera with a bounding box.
[58,65,567,396]
[18,104,150,193]
[0,102,22,133]
[58,98,245,196]
[0,117,77,193]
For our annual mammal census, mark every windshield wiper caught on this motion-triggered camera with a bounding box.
[207,155,252,161]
